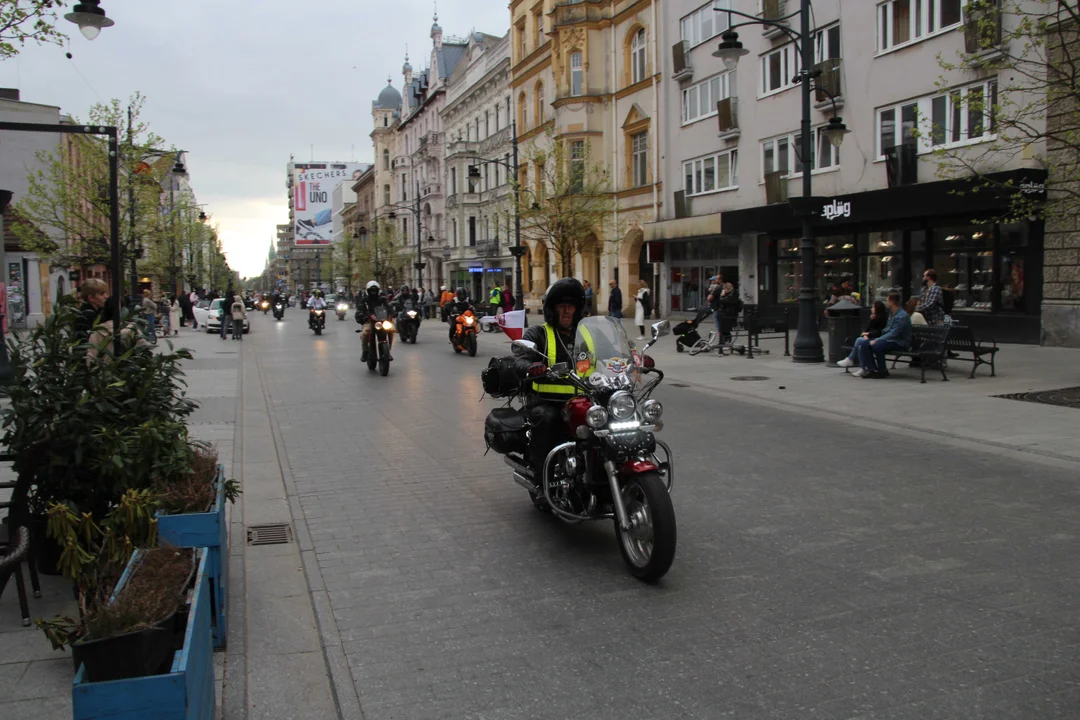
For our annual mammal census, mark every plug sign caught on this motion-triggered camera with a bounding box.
[822,200,852,221]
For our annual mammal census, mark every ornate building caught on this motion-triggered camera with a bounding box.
[510,0,661,313]
[441,30,514,302]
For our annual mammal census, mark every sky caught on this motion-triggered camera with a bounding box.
[0,0,510,277]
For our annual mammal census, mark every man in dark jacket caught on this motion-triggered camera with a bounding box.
[607,279,622,318]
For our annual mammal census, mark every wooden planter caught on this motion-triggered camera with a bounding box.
[72,549,215,720]
[156,464,229,649]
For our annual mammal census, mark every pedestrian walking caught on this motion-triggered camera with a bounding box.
[608,280,623,319]
[583,280,593,317]
[230,295,246,340]
[169,294,181,336]
[503,283,515,313]
[140,289,157,342]
[489,284,503,317]
[634,280,651,340]
[219,298,230,340]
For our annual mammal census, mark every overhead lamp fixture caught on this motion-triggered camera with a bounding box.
[172,154,188,177]
[65,0,114,41]
[711,30,749,72]
[822,117,851,148]
[198,211,207,222]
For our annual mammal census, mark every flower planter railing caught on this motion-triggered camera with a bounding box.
[156,464,228,649]
[72,548,215,720]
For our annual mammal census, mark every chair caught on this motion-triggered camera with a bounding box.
[0,449,43,626]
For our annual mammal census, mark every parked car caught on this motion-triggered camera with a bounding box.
[193,298,250,334]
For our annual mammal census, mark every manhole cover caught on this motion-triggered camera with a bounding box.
[993,387,1080,410]
[731,376,770,381]
[246,523,293,546]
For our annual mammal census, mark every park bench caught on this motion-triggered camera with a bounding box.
[743,305,790,358]
[943,324,999,378]
[841,325,950,383]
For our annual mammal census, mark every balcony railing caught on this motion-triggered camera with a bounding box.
[717,97,739,138]
[814,59,843,105]
[761,0,788,38]
[421,183,443,199]
[476,240,499,257]
[964,0,1003,54]
[672,40,692,82]
[884,144,918,187]
[764,171,789,205]
[552,0,607,27]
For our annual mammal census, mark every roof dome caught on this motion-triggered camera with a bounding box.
[374,80,401,110]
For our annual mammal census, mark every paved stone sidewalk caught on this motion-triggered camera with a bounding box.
[639,322,1080,463]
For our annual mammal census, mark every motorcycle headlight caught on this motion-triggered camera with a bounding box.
[607,391,636,421]
[381,320,394,330]
[314,310,324,315]
[464,316,474,325]
[586,405,608,429]
[338,304,348,310]
[641,399,663,422]
[406,310,417,318]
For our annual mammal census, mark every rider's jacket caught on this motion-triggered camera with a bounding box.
[355,292,387,322]
[447,298,473,317]
[515,322,596,400]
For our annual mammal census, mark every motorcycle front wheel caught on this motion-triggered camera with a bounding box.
[379,352,390,376]
[615,472,676,583]
[467,332,477,357]
[366,344,377,371]
[315,326,322,335]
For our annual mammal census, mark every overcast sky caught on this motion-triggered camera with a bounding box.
[0,0,509,277]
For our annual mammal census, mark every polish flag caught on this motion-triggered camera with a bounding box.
[498,310,526,341]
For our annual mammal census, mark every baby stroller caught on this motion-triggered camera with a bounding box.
[673,306,713,353]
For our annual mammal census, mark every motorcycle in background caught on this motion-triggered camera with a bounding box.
[398,306,421,344]
[365,306,394,377]
[451,308,478,356]
[273,303,284,321]
[336,301,349,321]
[481,317,676,582]
[260,300,270,314]
[309,309,326,335]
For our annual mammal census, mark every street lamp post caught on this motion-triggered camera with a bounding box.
[712,1,849,364]
[466,120,524,311]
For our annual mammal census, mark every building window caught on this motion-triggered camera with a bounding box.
[877,78,998,158]
[631,28,647,84]
[518,91,528,130]
[682,72,731,125]
[450,167,457,195]
[485,111,490,136]
[468,216,476,246]
[877,0,964,53]
[517,21,527,59]
[814,23,841,64]
[761,128,839,180]
[683,149,738,195]
[402,219,408,243]
[569,140,585,192]
[536,82,545,123]
[570,51,583,96]
[401,175,407,200]
[504,154,511,185]
[760,43,799,96]
[382,149,390,170]
[681,0,730,48]
[534,9,543,47]
[632,132,649,187]
[495,104,500,132]
[383,184,390,205]
[452,218,458,246]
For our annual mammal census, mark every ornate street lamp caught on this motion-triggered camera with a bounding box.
[64,0,115,41]
[711,2,852,363]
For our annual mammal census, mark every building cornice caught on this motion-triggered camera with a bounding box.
[518,119,556,143]
[614,74,658,100]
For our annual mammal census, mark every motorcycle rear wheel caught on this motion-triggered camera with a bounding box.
[467,333,477,357]
[615,472,676,583]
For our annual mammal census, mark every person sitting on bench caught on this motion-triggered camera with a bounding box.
[837,300,888,370]
[855,293,911,379]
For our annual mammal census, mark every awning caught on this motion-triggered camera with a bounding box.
[643,212,724,242]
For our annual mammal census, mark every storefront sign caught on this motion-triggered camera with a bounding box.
[821,200,852,221]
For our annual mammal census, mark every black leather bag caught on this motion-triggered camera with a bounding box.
[481,357,522,398]
[484,408,528,455]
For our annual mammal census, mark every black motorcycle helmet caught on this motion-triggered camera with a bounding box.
[455,287,466,302]
[542,277,586,326]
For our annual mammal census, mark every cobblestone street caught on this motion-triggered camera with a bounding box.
[245,312,1079,719]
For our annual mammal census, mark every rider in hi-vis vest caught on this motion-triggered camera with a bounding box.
[513,278,595,472]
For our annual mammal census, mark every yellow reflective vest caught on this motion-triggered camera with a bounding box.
[532,323,595,399]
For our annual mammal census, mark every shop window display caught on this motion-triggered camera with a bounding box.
[933,225,993,311]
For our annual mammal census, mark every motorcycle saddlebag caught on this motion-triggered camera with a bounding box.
[481,356,521,398]
[484,408,528,455]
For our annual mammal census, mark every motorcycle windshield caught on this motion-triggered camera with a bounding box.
[572,316,644,391]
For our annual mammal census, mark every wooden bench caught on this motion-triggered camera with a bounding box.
[943,324,999,378]
[841,326,951,383]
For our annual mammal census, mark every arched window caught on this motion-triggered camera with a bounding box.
[535,83,545,124]
[631,28,647,84]
[518,91,528,130]
[382,149,390,170]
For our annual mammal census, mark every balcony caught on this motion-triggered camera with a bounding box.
[764,171,789,205]
[672,41,692,83]
[446,138,480,159]
[446,193,458,208]
[964,0,1004,61]
[716,97,740,142]
[552,0,607,28]
[393,155,410,168]
[761,0,789,39]
[476,240,499,258]
[884,144,918,188]
[421,182,443,199]
[814,59,844,111]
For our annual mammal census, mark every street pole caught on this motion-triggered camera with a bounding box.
[0,190,16,385]
[792,0,824,363]
[127,104,138,306]
[108,129,122,355]
[511,120,524,312]
[415,180,423,291]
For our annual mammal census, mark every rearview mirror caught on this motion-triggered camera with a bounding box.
[511,339,541,360]
[651,320,671,339]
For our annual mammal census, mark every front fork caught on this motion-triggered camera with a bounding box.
[540,441,633,531]
[604,460,631,531]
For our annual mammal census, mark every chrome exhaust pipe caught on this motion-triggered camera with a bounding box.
[513,473,538,493]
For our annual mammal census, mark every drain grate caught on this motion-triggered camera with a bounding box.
[731,376,770,381]
[246,523,293,546]
[994,387,1080,410]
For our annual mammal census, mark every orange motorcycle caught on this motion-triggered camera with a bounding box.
[451,308,479,356]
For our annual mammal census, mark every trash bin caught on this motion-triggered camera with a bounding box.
[826,299,863,365]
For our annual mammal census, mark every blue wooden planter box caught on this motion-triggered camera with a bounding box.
[156,464,228,649]
[72,549,215,720]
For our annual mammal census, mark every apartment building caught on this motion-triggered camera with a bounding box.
[442,30,515,302]
[648,0,1047,343]
[511,0,663,314]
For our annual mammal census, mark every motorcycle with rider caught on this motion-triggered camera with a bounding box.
[355,281,394,376]
[393,284,422,343]
[307,290,327,335]
[446,287,479,356]
[481,278,676,581]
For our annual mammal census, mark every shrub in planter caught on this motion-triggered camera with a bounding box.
[155,442,240,516]
[0,296,196,565]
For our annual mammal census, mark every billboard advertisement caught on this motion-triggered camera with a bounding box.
[293,162,366,244]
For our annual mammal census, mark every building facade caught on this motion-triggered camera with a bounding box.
[511,0,663,314]
[442,30,516,302]
[648,0,1048,343]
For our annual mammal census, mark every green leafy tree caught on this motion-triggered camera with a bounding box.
[0,0,69,60]
[516,131,616,277]
[357,224,409,290]
[931,1,1080,223]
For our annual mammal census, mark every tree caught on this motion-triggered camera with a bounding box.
[931,1,1080,223]
[0,1,69,60]
[357,224,409,290]
[515,131,616,277]
[12,93,175,289]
